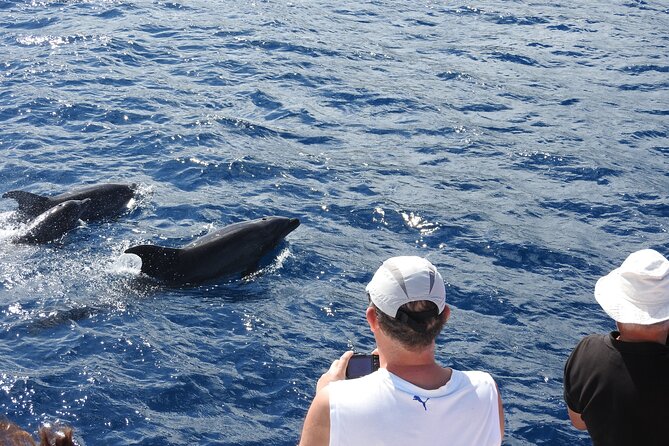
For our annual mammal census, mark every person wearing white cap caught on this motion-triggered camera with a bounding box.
[299,256,504,446]
[563,249,669,446]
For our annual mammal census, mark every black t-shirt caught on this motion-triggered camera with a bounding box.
[563,332,669,446]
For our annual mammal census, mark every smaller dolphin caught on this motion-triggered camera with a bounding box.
[13,199,91,244]
[124,216,300,284]
[3,183,137,222]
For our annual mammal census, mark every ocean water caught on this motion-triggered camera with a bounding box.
[0,0,667,444]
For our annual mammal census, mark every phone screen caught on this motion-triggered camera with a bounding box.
[345,354,380,379]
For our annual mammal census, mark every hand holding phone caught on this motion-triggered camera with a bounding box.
[345,353,380,379]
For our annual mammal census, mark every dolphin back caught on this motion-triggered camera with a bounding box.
[124,245,183,281]
[68,183,137,221]
[3,190,52,219]
[13,198,90,244]
[3,183,137,221]
[123,216,300,284]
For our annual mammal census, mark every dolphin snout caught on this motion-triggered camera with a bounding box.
[287,218,300,232]
[275,217,300,240]
[76,198,92,216]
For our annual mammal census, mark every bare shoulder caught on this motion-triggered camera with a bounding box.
[299,386,331,446]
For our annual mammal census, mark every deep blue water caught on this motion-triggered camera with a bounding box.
[0,0,667,444]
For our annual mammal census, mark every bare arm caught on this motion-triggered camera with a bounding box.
[496,383,504,440]
[299,351,354,446]
[567,407,587,430]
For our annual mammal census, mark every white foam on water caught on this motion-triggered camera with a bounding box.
[110,253,143,276]
[0,211,23,242]
[243,247,292,282]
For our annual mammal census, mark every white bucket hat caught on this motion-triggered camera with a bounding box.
[594,249,669,325]
[366,256,446,318]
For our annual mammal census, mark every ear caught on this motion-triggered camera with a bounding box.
[441,305,451,323]
[366,306,378,332]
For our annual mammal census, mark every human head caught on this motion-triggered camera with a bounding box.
[365,256,448,350]
[0,419,74,446]
[594,249,669,325]
[39,424,74,446]
[0,418,34,446]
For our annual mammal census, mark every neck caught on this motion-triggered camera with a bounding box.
[378,342,450,390]
[616,322,669,344]
[384,347,436,368]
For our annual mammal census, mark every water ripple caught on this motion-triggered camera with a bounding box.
[1,1,668,445]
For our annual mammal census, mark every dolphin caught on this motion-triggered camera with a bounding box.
[12,198,91,244]
[3,183,137,222]
[124,216,300,284]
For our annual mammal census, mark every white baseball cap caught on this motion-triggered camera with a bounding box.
[366,256,446,318]
[594,249,669,324]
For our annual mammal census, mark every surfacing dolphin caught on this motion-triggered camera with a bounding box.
[124,216,300,284]
[13,199,91,244]
[3,183,137,222]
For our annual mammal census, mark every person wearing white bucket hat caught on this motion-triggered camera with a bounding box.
[563,249,669,446]
[299,256,504,446]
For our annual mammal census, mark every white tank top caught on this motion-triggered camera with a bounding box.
[328,368,501,446]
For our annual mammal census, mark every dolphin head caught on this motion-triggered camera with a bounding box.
[67,197,92,215]
[258,216,300,241]
[242,216,300,255]
[13,198,91,244]
[34,198,91,224]
[79,183,138,220]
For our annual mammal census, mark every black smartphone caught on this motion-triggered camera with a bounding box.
[345,354,380,379]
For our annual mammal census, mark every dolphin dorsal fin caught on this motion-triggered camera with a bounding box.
[124,245,183,280]
[3,190,51,216]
